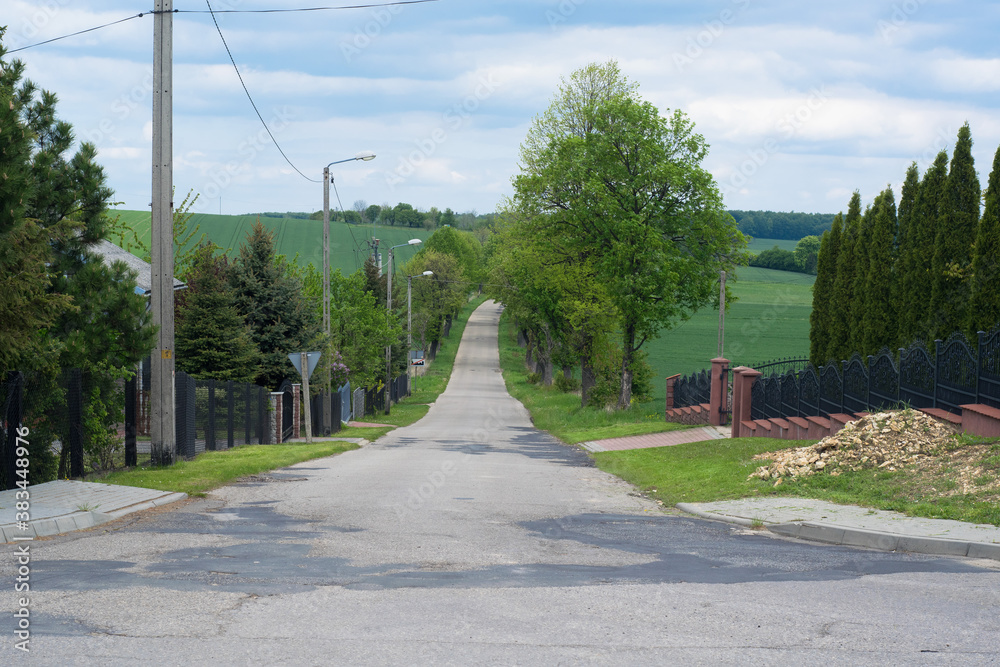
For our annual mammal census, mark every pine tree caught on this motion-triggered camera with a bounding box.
[968,144,1000,337]
[828,192,862,362]
[176,243,260,382]
[930,123,980,340]
[862,187,898,355]
[809,213,842,365]
[914,150,949,341]
[895,162,921,345]
[230,220,321,389]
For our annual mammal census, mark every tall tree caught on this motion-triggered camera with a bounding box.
[809,213,842,365]
[176,243,260,382]
[509,61,745,409]
[828,191,862,361]
[230,221,321,389]
[862,187,898,355]
[913,150,950,341]
[930,123,980,340]
[895,162,921,344]
[969,144,1000,337]
[849,197,876,354]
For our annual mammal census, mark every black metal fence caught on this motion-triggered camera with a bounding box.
[749,326,1000,420]
[674,369,711,407]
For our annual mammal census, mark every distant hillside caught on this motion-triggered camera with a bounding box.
[106,210,432,274]
[729,210,835,241]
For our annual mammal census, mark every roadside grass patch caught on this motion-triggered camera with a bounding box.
[498,314,689,444]
[100,441,359,496]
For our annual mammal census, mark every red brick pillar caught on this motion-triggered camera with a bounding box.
[270,392,283,443]
[665,374,680,415]
[709,358,729,426]
[292,383,301,440]
[731,368,761,438]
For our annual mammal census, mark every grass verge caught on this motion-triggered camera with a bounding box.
[593,434,1000,526]
[101,441,359,496]
[497,312,689,444]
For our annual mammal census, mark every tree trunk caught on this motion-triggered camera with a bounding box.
[541,327,555,385]
[562,366,572,379]
[524,330,534,370]
[617,322,636,410]
[517,328,527,348]
[580,358,596,407]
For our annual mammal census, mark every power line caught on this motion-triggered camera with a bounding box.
[8,13,146,53]
[204,0,318,183]
[178,1,438,14]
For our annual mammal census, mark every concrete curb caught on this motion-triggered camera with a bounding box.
[675,503,1000,562]
[1,491,187,543]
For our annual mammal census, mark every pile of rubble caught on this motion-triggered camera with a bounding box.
[749,410,960,485]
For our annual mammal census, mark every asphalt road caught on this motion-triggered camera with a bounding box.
[4,301,1000,665]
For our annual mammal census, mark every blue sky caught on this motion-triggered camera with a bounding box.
[7,1,1000,218]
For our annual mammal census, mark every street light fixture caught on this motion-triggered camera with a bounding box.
[322,151,375,430]
[407,270,434,390]
[385,239,423,414]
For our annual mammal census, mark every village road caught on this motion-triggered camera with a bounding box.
[3,301,1000,665]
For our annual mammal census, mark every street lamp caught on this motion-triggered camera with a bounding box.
[408,270,434,382]
[385,239,422,414]
[322,150,375,429]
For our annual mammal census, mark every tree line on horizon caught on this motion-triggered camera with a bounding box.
[809,122,1000,367]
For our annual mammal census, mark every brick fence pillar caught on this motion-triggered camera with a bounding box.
[664,374,681,415]
[292,383,301,440]
[709,358,729,426]
[270,392,283,443]
[731,368,761,437]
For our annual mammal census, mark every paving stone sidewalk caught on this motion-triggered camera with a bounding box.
[579,424,728,452]
[0,480,186,543]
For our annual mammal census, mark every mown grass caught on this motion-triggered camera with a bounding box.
[101,441,359,496]
[498,313,688,444]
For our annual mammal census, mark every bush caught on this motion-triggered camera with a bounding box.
[554,374,581,393]
[526,372,542,385]
[587,342,653,408]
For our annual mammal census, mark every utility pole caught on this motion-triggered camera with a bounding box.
[150,0,175,465]
[322,167,331,433]
[717,270,727,358]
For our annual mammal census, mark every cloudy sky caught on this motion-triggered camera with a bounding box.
[6,0,1000,218]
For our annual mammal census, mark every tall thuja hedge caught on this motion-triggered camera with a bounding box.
[862,187,898,356]
[969,144,1000,337]
[827,192,862,362]
[930,123,979,340]
[809,213,841,365]
[895,163,921,345]
[912,150,949,341]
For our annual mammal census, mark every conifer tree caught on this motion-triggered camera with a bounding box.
[230,221,321,389]
[914,150,950,341]
[895,162,921,345]
[849,192,872,354]
[930,123,979,340]
[828,192,862,362]
[809,213,842,365]
[176,243,260,382]
[969,144,1000,337]
[862,187,898,355]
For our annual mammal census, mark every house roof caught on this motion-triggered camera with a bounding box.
[91,239,186,295]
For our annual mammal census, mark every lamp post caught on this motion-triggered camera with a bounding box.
[385,239,422,414]
[408,270,434,388]
[322,150,374,430]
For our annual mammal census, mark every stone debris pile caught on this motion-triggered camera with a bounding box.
[748,410,960,485]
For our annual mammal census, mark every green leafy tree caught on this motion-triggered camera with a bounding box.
[404,250,468,359]
[849,197,876,354]
[793,235,822,274]
[329,269,398,388]
[230,220,321,389]
[930,123,980,340]
[862,187,898,355]
[176,243,260,382]
[913,150,950,341]
[969,144,1000,336]
[419,225,485,288]
[509,61,745,409]
[809,214,842,365]
[828,191,862,361]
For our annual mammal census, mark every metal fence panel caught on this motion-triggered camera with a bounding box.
[868,349,899,410]
[935,333,978,414]
[978,326,1000,409]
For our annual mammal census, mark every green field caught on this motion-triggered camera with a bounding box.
[642,265,814,400]
[745,237,799,254]
[107,209,431,274]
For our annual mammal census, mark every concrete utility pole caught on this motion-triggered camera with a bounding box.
[300,351,312,443]
[150,0,175,465]
[718,270,727,358]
